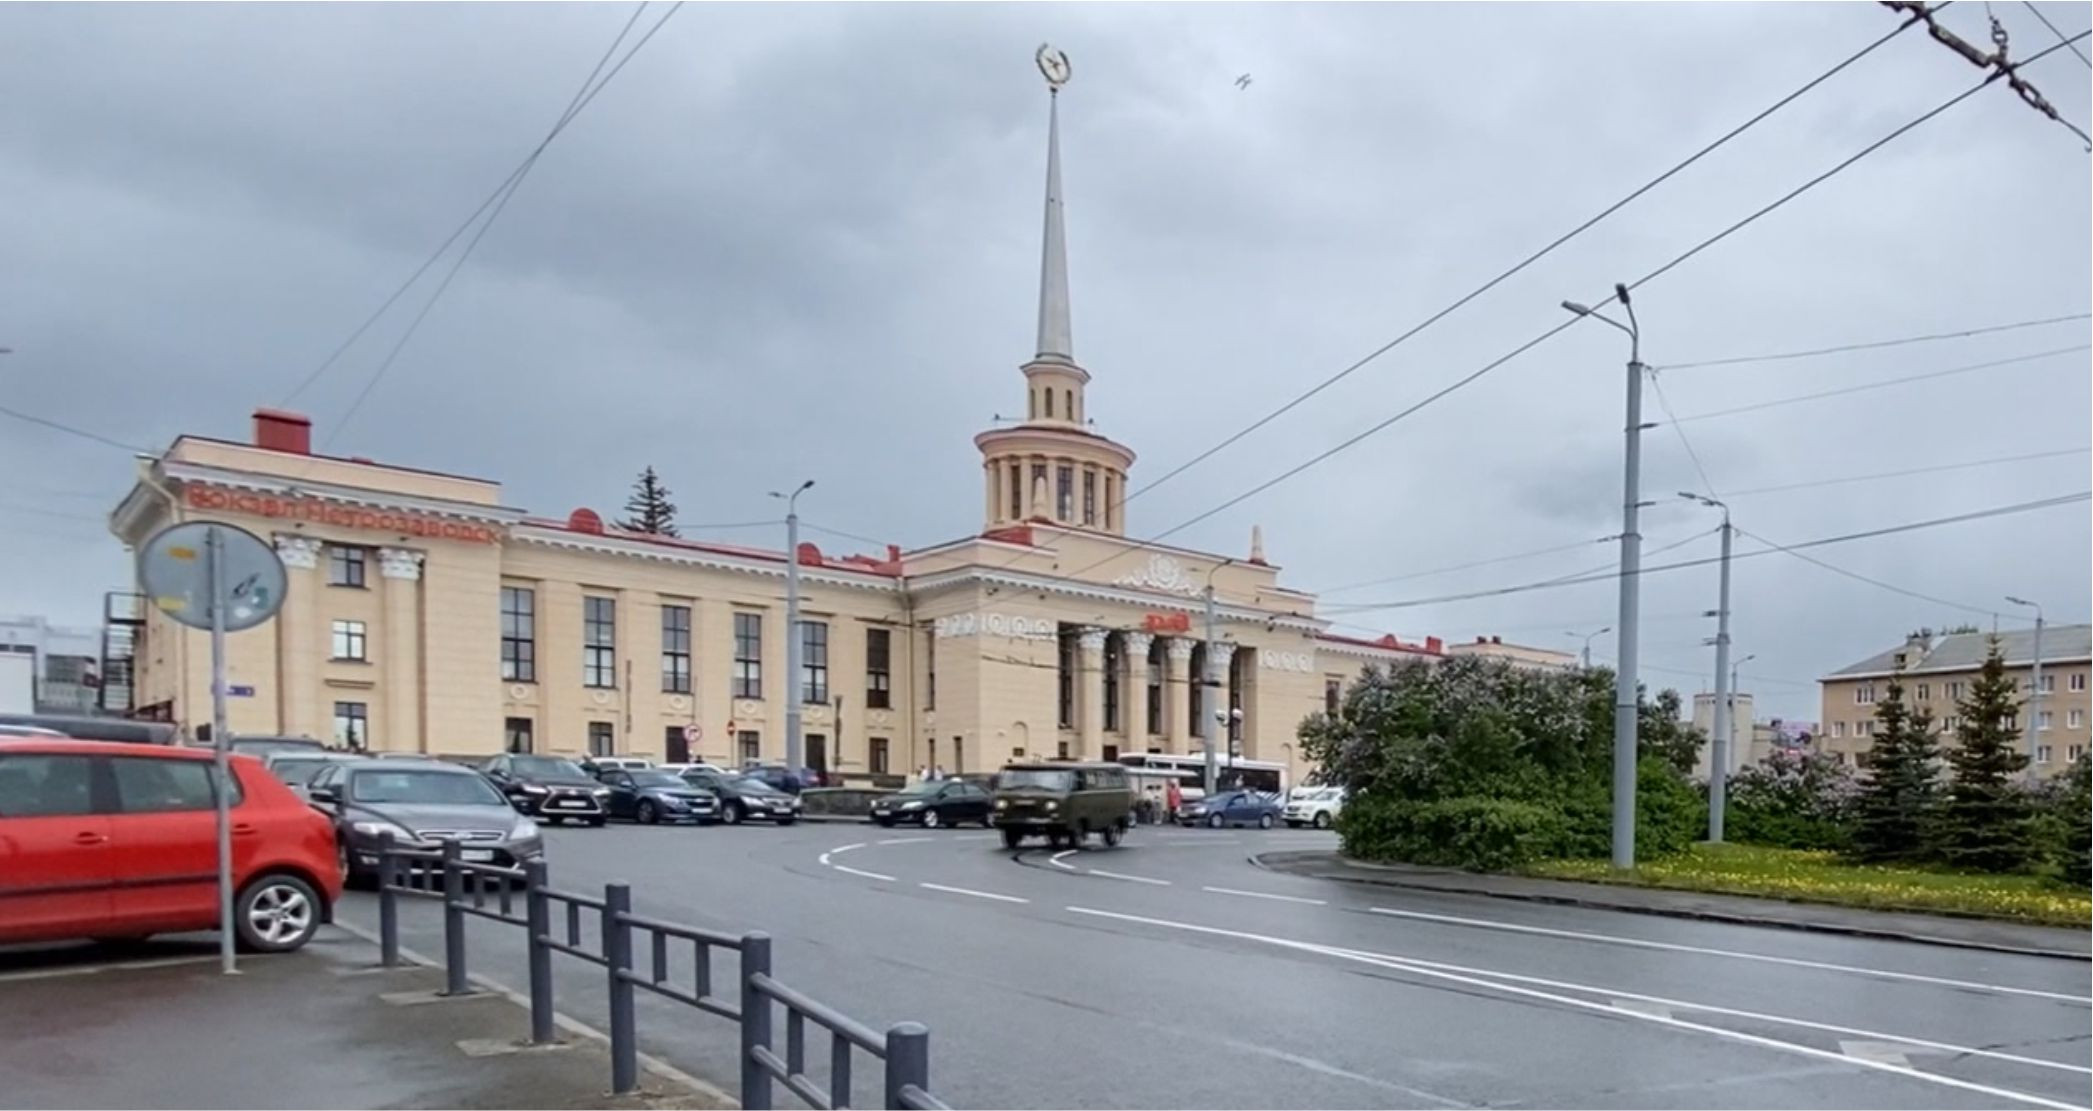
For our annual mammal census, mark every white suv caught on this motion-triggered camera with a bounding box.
[1282,785,1345,829]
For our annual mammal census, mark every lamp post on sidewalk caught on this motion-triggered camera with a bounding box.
[2007,595,2044,776]
[1680,492,1733,842]
[1570,627,1611,670]
[1201,559,1235,797]
[771,479,815,773]
[1564,285,1645,870]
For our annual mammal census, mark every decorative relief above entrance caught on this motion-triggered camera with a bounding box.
[1114,554,1201,598]
[1262,650,1315,673]
[934,613,1058,641]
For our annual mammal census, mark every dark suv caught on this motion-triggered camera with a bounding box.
[480,754,609,825]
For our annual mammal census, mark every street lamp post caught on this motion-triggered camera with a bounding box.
[1570,627,1611,670]
[771,480,815,773]
[1202,559,1234,797]
[2008,596,2044,774]
[1680,492,1733,842]
[1565,285,1645,870]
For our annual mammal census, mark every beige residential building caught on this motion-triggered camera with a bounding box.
[106,77,1440,787]
[1819,626,2092,773]
[1444,636,1577,672]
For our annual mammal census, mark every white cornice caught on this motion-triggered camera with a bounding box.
[511,526,901,594]
[909,565,1323,634]
[159,460,527,525]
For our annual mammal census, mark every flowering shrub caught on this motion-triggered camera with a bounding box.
[1726,748,1859,851]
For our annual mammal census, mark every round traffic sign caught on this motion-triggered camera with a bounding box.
[139,522,288,632]
[684,723,704,743]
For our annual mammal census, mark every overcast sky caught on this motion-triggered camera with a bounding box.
[3,2,2088,722]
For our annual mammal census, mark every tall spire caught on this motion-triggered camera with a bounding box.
[1034,46,1074,366]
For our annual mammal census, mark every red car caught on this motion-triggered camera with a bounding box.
[0,739,341,952]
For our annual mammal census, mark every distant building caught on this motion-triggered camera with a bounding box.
[1689,691,1755,780]
[1820,625,2091,773]
[1444,635,1576,672]
[0,614,102,714]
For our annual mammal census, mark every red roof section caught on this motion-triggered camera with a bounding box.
[1316,631,1443,655]
[520,514,904,578]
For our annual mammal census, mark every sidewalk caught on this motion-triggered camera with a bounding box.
[0,930,730,1110]
[1252,849,2091,959]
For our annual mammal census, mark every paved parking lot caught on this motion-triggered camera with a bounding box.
[341,819,2093,1110]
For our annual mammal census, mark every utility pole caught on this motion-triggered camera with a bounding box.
[1565,285,1644,870]
[1682,493,1732,842]
[2009,596,2044,774]
[773,480,814,772]
[1202,559,1233,797]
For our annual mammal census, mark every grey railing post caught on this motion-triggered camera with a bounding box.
[440,839,469,996]
[376,832,400,968]
[740,931,774,1111]
[523,859,554,1044]
[883,1022,929,1110]
[603,883,638,1095]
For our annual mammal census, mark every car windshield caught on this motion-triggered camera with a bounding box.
[629,771,687,788]
[350,769,506,806]
[998,768,1073,791]
[512,756,587,778]
[736,778,787,797]
[270,759,338,786]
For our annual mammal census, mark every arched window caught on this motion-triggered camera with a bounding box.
[1045,390,1055,419]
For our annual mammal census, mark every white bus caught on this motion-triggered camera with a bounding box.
[1117,753,1287,799]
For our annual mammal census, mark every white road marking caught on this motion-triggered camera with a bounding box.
[1066,906,2083,1111]
[1842,1040,1916,1068]
[920,882,1029,904]
[1203,886,1327,906]
[834,865,896,882]
[1048,850,1079,871]
[0,954,220,983]
[1611,998,1674,1020]
[878,836,936,846]
[1090,869,1172,886]
[1367,904,2091,1005]
[828,842,867,854]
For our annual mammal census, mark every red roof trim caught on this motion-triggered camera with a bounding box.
[1315,631,1441,655]
[518,517,903,578]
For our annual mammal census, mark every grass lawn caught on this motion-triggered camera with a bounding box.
[1524,843,2091,928]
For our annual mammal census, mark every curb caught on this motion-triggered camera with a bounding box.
[331,919,741,1107]
[1246,853,2092,962]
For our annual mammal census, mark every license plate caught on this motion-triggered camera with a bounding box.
[551,799,585,809]
[462,849,495,862]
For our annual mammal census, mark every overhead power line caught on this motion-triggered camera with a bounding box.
[0,404,152,455]
[1101,8,1932,513]
[1326,527,1718,615]
[2021,1,2093,68]
[1882,0,2091,146]
[1325,491,2089,613]
[1038,28,2060,590]
[1317,536,1611,595]
[1722,446,2090,497]
[1663,343,2089,423]
[1732,524,1998,617]
[1655,311,2090,370]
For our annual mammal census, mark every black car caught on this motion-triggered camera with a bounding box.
[480,753,610,826]
[597,768,721,825]
[870,779,994,829]
[309,761,544,888]
[680,769,802,825]
[738,764,825,794]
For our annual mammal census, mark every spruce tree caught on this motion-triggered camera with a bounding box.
[2061,754,2090,888]
[1937,638,2037,873]
[616,466,679,536]
[1848,674,1940,864]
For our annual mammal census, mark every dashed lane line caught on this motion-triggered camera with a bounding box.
[919,882,1029,904]
[1203,886,1327,906]
[1090,869,1172,886]
[1365,905,2090,1005]
[834,864,897,882]
[1065,906,2084,1111]
[0,954,221,983]
[877,836,936,846]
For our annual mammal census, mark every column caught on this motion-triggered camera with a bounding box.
[1164,637,1193,755]
[1078,626,1107,760]
[273,534,323,740]
[379,547,425,753]
[1210,643,1239,764]
[1123,632,1153,751]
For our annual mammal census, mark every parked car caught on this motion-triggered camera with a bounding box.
[1,713,177,745]
[581,755,655,777]
[479,753,609,825]
[263,750,368,802]
[228,735,329,758]
[0,738,340,952]
[676,768,802,825]
[870,779,993,829]
[1179,789,1284,829]
[990,762,1134,849]
[597,768,721,825]
[308,760,544,888]
[1283,785,1346,830]
[0,723,66,738]
[739,764,825,794]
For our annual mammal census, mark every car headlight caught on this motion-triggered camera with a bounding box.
[901,800,925,810]
[519,783,549,794]
[1044,800,1059,811]
[590,786,612,798]
[994,798,1009,809]
[352,819,421,843]
[510,818,543,840]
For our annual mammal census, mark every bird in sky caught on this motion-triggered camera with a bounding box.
[1235,73,1253,90]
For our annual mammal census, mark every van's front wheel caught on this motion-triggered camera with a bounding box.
[1101,824,1123,848]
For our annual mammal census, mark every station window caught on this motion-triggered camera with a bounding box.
[501,587,535,682]
[328,545,365,588]
[733,613,763,699]
[661,604,692,694]
[866,627,891,709]
[333,701,368,750]
[330,620,367,662]
[584,596,617,689]
[588,722,614,757]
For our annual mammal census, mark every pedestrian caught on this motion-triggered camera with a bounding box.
[915,765,929,783]
[1165,777,1182,822]
[932,765,946,781]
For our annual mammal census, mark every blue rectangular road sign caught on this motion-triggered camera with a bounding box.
[227,685,255,698]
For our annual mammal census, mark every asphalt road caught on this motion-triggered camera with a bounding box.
[342,820,2093,1110]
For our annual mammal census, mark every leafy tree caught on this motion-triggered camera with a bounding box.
[1848,675,1940,864]
[616,466,679,536]
[1937,638,2037,872]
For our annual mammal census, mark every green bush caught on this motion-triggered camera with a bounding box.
[1338,793,1564,872]
[1725,748,1858,851]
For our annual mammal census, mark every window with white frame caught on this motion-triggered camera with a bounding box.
[2038,710,2054,731]
[2036,744,2053,764]
[2069,743,2086,762]
[2070,709,2084,730]
[331,619,367,661]
[1832,721,1846,738]
[1854,684,1875,705]
[2071,672,2086,692]
[1914,683,1930,701]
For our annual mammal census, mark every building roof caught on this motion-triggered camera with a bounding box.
[1825,624,2092,679]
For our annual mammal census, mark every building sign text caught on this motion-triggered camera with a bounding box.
[185,485,499,544]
